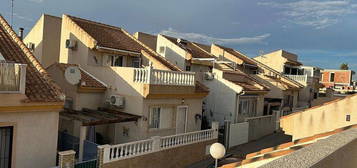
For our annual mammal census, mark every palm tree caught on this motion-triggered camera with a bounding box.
[340,63,349,70]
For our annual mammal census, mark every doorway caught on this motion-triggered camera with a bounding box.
[176,106,188,134]
[0,126,13,168]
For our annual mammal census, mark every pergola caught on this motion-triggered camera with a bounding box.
[59,107,141,161]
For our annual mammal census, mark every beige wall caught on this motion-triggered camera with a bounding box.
[24,14,62,68]
[114,98,203,144]
[281,94,357,140]
[254,50,286,73]
[133,32,157,51]
[0,111,59,168]
[101,139,216,168]
[58,15,205,144]
[46,65,105,111]
[24,15,44,63]
[156,34,187,70]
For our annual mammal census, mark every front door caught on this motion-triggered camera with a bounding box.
[176,106,188,134]
[0,126,13,168]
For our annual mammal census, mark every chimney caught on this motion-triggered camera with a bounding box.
[19,27,24,40]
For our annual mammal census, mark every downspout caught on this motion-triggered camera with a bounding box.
[234,90,245,123]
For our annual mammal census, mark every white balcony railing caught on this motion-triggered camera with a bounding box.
[101,122,219,163]
[286,74,311,85]
[160,129,215,149]
[0,63,26,93]
[133,68,195,86]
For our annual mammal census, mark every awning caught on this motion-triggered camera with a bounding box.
[60,108,141,126]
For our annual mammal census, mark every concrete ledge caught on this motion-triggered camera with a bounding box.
[260,128,357,168]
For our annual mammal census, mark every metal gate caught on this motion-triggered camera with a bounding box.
[75,159,97,168]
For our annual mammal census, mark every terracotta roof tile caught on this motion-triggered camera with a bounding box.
[66,15,181,72]
[0,15,63,103]
[223,71,270,92]
[48,63,106,89]
[215,44,257,65]
[162,35,215,59]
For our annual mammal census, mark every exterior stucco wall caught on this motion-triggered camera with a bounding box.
[23,15,44,63]
[24,14,62,68]
[0,111,59,168]
[46,65,105,111]
[156,35,187,70]
[254,50,286,73]
[281,94,357,140]
[203,70,240,125]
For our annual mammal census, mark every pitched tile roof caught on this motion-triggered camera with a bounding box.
[223,71,270,92]
[66,15,181,71]
[0,15,64,103]
[48,63,107,89]
[214,44,257,65]
[162,35,215,59]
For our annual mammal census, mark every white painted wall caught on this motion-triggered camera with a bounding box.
[229,122,249,148]
[203,69,243,125]
[156,35,187,70]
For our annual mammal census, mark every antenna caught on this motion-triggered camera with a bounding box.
[11,0,14,27]
[259,50,265,58]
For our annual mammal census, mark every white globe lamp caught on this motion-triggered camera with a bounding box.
[210,143,226,168]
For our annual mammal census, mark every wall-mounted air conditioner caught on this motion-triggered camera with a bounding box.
[65,39,77,49]
[108,95,125,108]
[204,72,214,80]
[27,42,35,51]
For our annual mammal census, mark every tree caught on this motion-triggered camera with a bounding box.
[340,63,349,70]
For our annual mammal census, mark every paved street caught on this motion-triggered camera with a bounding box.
[187,132,292,168]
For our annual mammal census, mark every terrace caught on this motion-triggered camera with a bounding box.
[0,62,27,94]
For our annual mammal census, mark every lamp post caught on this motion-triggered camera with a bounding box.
[210,143,226,168]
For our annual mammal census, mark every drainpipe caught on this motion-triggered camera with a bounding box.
[235,90,245,123]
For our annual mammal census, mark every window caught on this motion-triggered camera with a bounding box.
[283,95,294,108]
[0,126,13,168]
[284,66,291,74]
[110,55,123,67]
[132,57,141,68]
[149,107,160,129]
[330,73,335,82]
[149,106,173,129]
[238,97,257,117]
[159,46,165,54]
[185,66,191,71]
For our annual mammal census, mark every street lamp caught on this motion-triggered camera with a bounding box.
[210,143,226,168]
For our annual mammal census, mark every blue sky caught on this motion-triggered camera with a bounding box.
[1,0,357,75]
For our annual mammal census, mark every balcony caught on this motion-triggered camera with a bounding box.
[286,74,312,86]
[133,68,195,86]
[0,63,26,93]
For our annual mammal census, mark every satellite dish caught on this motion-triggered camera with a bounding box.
[64,66,81,85]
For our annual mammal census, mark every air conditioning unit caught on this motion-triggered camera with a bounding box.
[177,38,188,45]
[65,39,77,49]
[109,95,125,108]
[204,72,214,80]
[27,42,35,51]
